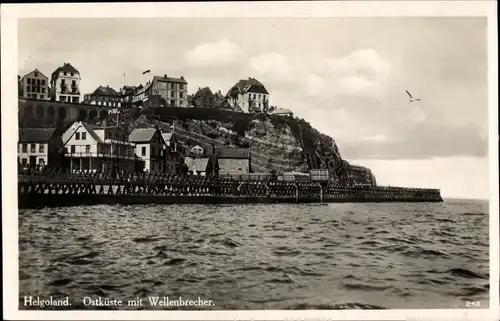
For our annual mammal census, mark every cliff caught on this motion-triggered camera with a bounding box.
[137,108,377,186]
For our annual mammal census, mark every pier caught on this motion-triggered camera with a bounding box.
[18,167,443,209]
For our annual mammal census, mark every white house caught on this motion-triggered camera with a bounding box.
[226,77,270,114]
[62,121,137,172]
[128,127,165,173]
[50,63,81,103]
[18,69,50,100]
[18,128,64,168]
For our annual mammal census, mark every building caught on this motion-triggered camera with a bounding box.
[136,75,188,107]
[184,156,215,176]
[226,77,270,113]
[83,86,122,107]
[50,63,81,103]
[18,69,50,100]
[192,87,215,108]
[128,127,165,173]
[121,85,142,107]
[62,121,138,172]
[190,145,205,155]
[215,147,251,175]
[161,132,183,174]
[18,128,64,168]
[270,108,294,117]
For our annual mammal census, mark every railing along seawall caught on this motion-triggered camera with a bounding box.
[18,166,443,208]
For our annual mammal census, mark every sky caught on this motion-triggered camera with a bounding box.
[17,18,490,199]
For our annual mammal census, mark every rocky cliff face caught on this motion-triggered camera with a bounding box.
[133,108,377,186]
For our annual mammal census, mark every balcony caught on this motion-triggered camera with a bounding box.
[64,151,136,160]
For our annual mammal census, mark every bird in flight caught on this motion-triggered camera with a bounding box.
[405,90,421,102]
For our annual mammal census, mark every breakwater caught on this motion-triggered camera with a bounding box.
[18,168,443,209]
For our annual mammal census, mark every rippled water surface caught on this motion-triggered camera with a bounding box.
[19,199,489,309]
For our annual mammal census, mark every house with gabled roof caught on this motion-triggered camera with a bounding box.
[226,77,270,114]
[50,63,81,103]
[18,127,64,168]
[184,156,215,176]
[215,147,251,175]
[129,127,165,173]
[193,87,215,108]
[84,85,122,107]
[62,121,138,172]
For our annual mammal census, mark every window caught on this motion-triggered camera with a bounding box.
[60,96,65,102]
[70,72,74,76]
[37,79,41,85]
[70,145,75,153]
[141,146,146,156]
[63,72,67,76]
[27,78,31,85]
[30,144,36,153]
[170,100,175,106]
[41,79,45,86]
[82,132,86,140]
[22,158,27,166]
[22,144,27,153]
[39,158,45,165]
[86,145,90,153]
[39,144,45,153]
[34,72,38,77]
[180,92,184,98]
[171,91,175,98]
[179,84,184,90]
[75,132,80,140]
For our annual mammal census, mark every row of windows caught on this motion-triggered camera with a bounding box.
[59,96,80,103]
[75,132,87,140]
[20,158,45,166]
[249,93,266,100]
[27,78,46,86]
[26,86,47,93]
[19,143,45,153]
[62,72,76,77]
[141,146,162,157]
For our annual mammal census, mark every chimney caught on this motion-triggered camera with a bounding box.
[248,77,251,80]
[181,76,184,79]
[164,74,167,78]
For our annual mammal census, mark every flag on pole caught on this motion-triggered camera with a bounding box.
[142,69,151,75]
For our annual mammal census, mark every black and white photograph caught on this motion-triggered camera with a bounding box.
[1,2,498,321]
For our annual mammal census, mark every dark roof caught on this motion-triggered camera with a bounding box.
[153,75,187,84]
[231,78,269,95]
[129,128,159,143]
[215,147,250,159]
[194,87,213,98]
[91,86,120,97]
[187,95,194,104]
[51,63,79,79]
[19,128,56,143]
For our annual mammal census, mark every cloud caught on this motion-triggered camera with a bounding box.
[185,39,243,67]
[249,52,293,80]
